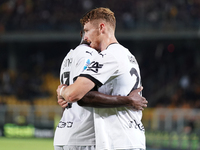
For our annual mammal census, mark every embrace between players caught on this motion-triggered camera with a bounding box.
[54,7,148,150]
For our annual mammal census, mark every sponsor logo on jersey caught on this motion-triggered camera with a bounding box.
[129,120,145,131]
[57,121,73,128]
[99,53,106,57]
[86,61,103,73]
[86,51,93,56]
[83,59,91,71]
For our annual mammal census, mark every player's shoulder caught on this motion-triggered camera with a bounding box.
[75,44,96,52]
[62,49,73,61]
[75,44,98,56]
[103,43,129,56]
[109,43,127,51]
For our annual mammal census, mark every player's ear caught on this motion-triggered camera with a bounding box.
[99,23,105,33]
[80,30,83,38]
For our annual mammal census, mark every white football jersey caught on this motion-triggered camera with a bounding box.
[54,44,98,146]
[80,43,146,150]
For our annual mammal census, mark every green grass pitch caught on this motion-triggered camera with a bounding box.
[0,137,54,150]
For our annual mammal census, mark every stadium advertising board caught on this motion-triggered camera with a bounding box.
[3,123,54,138]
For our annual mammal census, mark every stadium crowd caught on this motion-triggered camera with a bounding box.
[0,0,200,107]
[0,2,199,149]
[0,0,200,32]
[141,42,200,108]
[0,40,199,108]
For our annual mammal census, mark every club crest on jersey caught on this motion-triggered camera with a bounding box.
[128,55,136,64]
[86,61,103,73]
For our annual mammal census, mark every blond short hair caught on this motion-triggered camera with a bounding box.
[80,7,116,30]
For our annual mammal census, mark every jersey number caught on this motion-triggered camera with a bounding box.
[130,68,141,92]
[61,72,70,85]
[61,72,72,109]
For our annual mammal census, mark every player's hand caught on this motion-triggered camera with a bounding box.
[57,97,68,108]
[56,84,68,108]
[56,84,67,98]
[129,86,148,110]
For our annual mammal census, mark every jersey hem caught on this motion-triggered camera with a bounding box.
[54,143,95,146]
[96,145,146,150]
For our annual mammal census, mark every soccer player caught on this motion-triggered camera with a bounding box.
[54,32,147,150]
[57,7,146,150]
[79,8,146,149]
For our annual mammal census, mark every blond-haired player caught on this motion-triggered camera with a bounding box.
[54,32,147,150]
[57,7,146,150]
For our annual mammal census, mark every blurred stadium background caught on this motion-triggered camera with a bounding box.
[0,0,200,150]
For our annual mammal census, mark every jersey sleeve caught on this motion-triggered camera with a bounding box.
[79,51,119,87]
[73,46,98,82]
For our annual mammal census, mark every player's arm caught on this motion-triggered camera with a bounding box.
[78,86,147,110]
[57,76,95,103]
[58,84,147,110]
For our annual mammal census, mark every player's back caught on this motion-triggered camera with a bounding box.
[98,44,141,96]
[54,44,98,146]
[94,43,146,149]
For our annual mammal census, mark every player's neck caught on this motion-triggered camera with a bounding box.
[100,35,118,51]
